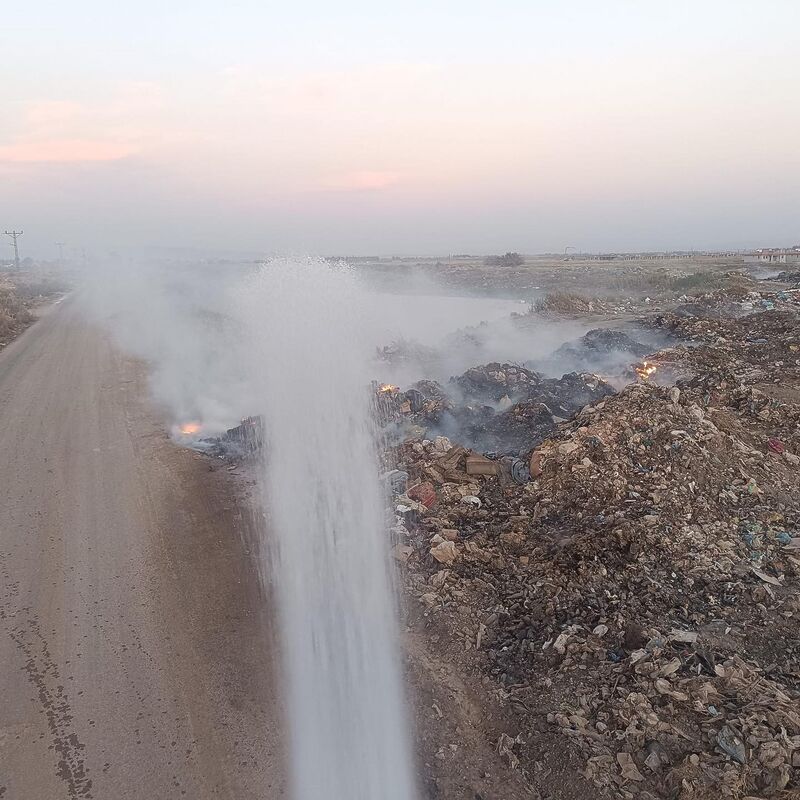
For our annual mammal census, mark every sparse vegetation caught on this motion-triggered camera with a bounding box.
[532,291,597,314]
[0,276,68,344]
[484,251,524,268]
[607,269,742,296]
[0,286,34,341]
[13,277,71,300]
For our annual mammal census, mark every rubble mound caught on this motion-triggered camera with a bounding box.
[389,295,800,799]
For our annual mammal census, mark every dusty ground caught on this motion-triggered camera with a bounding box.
[356,253,750,300]
[0,299,285,799]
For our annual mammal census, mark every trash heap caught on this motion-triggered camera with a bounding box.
[456,370,615,454]
[374,380,455,440]
[388,300,800,798]
[666,288,800,324]
[552,328,652,371]
[378,364,615,455]
[452,362,615,416]
[453,362,543,403]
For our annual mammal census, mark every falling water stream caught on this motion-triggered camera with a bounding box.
[243,258,416,800]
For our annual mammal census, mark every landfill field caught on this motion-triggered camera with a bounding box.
[185,262,800,799]
[370,268,800,799]
[4,258,797,800]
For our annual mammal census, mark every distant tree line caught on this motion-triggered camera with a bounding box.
[484,252,524,267]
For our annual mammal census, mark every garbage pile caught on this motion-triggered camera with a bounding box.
[373,380,454,440]
[465,400,557,455]
[387,295,800,798]
[457,371,615,454]
[552,328,652,371]
[452,362,542,403]
[646,310,799,382]
[668,288,800,323]
[452,363,613,418]
[378,364,615,455]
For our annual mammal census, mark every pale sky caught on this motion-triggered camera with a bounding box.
[1,1,798,258]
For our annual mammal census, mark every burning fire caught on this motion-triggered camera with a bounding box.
[378,383,399,394]
[179,421,202,435]
[635,361,658,381]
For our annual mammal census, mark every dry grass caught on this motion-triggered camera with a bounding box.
[12,277,71,300]
[0,285,34,341]
[607,269,746,296]
[532,291,599,314]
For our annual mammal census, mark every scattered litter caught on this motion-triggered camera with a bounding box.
[716,726,747,764]
[381,283,800,800]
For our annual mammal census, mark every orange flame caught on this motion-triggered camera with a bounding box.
[179,422,202,435]
[635,361,657,381]
[378,383,399,394]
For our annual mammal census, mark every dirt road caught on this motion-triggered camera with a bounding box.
[0,300,285,799]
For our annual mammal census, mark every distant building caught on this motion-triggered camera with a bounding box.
[757,248,800,264]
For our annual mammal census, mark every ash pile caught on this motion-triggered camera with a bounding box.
[378,364,615,456]
[385,286,800,799]
[549,328,653,372]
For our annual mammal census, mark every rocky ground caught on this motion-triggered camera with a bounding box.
[382,278,800,799]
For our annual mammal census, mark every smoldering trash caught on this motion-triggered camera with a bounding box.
[181,280,800,799]
[187,416,265,460]
[382,284,800,800]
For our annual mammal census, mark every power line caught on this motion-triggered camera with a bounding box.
[4,230,23,269]
[55,241,66,265]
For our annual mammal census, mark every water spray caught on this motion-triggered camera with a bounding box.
[242,258,416,800]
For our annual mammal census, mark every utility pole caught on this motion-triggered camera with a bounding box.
[55,241,66,266]
[4,230,23,269]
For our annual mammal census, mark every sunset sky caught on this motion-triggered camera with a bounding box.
[1,1,798,258]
